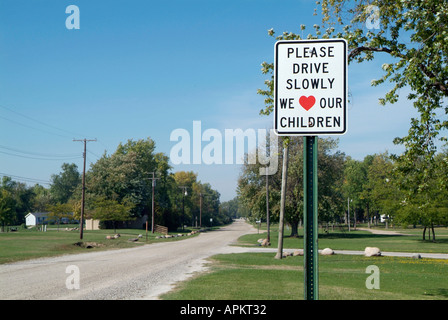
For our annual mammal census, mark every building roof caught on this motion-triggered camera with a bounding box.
[25,212,48,218]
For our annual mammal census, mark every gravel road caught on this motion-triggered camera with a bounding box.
[0,219,257,300]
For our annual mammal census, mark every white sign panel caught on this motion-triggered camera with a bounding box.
[274,39,347,136]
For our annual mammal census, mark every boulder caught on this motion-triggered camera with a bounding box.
[282,251,293,257]
[261,239,270,247]
[293,249,304,256]
[364,247,381,257]
[411,253,421,259]
[321,248,335,255]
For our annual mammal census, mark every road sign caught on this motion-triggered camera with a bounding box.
[274,39,347,136]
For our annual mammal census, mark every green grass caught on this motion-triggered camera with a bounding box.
[239,224,448,254]
[0,227,198,264]
[161,252,448,300]
[161,223,448,300]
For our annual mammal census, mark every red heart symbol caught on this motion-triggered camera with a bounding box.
[299,96,316,111]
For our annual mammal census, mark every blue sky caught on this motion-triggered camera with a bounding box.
[0,0,421,201]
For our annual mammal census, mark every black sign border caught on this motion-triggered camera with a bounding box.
[274,39,347,136]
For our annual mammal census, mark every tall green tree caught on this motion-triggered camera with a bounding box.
[238,137,345,236]
[393,151,448,240]
[86,138,158,220]
[31,184,52,212]
[342,158,367,227]
[0,189,16,231]
[1,176,34,225]
[50,163,81,204]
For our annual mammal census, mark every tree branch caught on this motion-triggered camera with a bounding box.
[348,46,396,60]
[349,46,448,97]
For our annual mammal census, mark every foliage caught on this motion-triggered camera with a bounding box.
[0,189,16,230]
[50,163,81,204]
[256,0,448,240]
[90,197,135,230]
[237,137,346,236]
[47,202,73,229]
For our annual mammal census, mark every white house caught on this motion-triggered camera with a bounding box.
[25,212,49,227]
[25,212,76,227]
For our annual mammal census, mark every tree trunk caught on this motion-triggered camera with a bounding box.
[422,226,426,241]
[367,205,371,228]
[275,144,289,259]
[431,223,436,242]
[290,220,299,237]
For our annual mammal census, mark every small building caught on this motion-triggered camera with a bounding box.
[25,212,49,227]
[25,212,76,227]
[85,219,100,230]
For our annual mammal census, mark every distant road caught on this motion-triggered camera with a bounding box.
[0,219,257,300]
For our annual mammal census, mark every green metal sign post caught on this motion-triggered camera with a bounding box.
[303,136,318,300]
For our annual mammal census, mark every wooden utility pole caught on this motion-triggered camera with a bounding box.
[179,186,187,231]
[199,193,203,228]
[147,172,159,234]
[73,138,96,240]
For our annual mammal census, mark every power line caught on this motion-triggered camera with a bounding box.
[0,150,82,161]
[0,114,70,139]
[0,144,82,161]
[0,172,51,185]
[0,104,94,139]
[0,144,79,158]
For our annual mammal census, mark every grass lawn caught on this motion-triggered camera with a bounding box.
[161,252,448,300]
[238,224,448,254]
[161,223,448,300]
[0,226,198,264]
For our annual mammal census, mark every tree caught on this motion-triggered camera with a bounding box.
[31,184,52,212]
[365,153,402,226]
[259,0,448,239]
[393,151,448,240]
[86,141,154,220]
[91,197,134,232]
[220,197,240,220]
[50,163,81,204]
[0,189,16,231]
[316,0,448,141]
[1,176,34,225]
[342,158,366,228]
[315,0,448,236]
[238,136,345,236]
[47,203,73,231]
